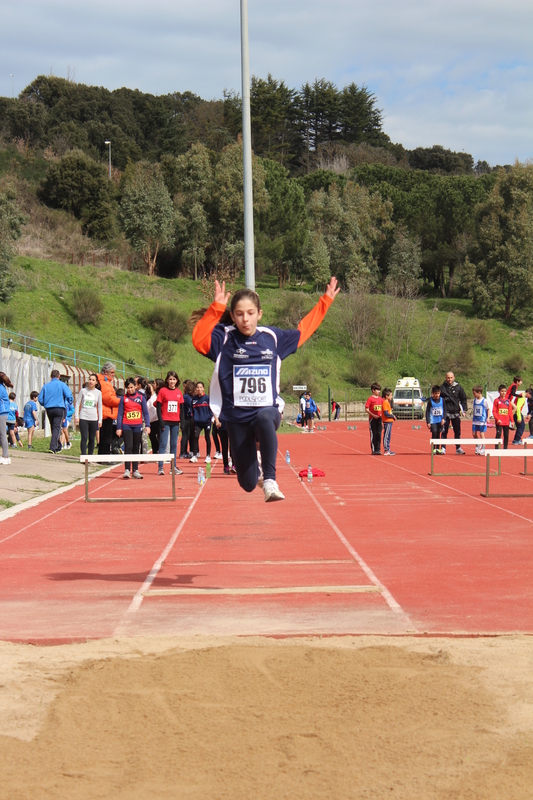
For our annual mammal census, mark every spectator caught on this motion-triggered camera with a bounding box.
[440,371,468,455]
[38,370,73,454]
[331,398,341,421]
[299,393,306,427]
[512,392,529,446]
[23,391,39,449]
[303,391,317,432]
[179,380,196,459]
[75,373,102,456]
[147,378,164,455]
[0,371,13,465]
[97,361,120,456]
[7,392,23,448]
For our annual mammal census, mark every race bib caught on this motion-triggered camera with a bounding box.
[233,365,273,408]
[474,407,483,419]
[167,400,178,413]
[374,404,382,413]
[126,409,142,422]
[432,409,442,418]
[499,408,508,416]
[83,397,95,408]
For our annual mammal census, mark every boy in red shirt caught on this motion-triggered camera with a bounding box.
[493,383,511,449]
[365,382,383,455]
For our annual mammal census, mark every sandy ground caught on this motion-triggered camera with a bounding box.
[0,635,532,799]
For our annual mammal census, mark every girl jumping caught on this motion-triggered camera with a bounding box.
[192,277,339,501]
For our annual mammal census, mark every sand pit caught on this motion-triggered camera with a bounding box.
[1,635,532,799]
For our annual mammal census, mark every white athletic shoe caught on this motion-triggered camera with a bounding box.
[263,479,285,502]
[190,455,198,463]
[123,469,131,479]
[132,470,143,479]
[475,445,480,455]
[214,452,222,459]
[205,455,211,464]
[158,468,165,476]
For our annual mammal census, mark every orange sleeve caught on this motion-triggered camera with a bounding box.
[297,294,334,348]
[192,302,227,356]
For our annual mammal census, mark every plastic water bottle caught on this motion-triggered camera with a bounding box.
[285,449,290,465]
[198,467,204,485]
[307,464,313,483]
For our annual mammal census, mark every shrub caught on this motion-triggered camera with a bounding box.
[274,292,312,328]
[470,319,491,347]
[150,332,176,366]
[503,352,526,374]
[351,351,380,387]
[71,286,104,326]
[0,304,15,329]
[139,303,188,343]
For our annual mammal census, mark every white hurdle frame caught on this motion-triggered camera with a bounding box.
[482,448,533,497]
[80,454,177,503]
[429,438,506,477]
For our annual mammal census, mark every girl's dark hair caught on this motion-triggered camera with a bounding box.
[183,380,196,395]
[124,377,136,388]
[135,376,148,390]
[165,370,180,388]
[0,372,13,388]
[230,288,261,313]
[9,392,16,400]
[154,378,165,392]
[89,373,101,390]
[144,383,152,400]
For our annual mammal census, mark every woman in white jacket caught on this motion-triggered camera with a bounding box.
[75,374,103,455]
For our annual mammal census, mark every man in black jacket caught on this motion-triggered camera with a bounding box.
[440,371,468,454]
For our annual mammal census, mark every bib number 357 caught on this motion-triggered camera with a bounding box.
[233,365,273,408]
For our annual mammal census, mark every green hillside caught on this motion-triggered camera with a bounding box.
[1,256,531,400]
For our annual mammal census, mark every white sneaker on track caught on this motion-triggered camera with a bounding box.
[263,479,285,502]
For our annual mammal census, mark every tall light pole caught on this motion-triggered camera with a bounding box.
[10,74,14,99]
[104,140,111,179]
[240,0,255,290]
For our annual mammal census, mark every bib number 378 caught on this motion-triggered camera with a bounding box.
[233,365,273,408]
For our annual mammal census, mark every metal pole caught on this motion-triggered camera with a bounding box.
[240,0,255,290]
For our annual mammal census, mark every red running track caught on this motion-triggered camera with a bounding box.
[1,423,532,643]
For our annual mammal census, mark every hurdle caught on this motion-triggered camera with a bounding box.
[80,454,178,503]
[429,438,504,477]
[482,448,533,497]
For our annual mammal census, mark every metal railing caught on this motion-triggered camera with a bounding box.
[0,328,162,380]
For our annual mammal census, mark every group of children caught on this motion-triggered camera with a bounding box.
[364,375,532,458]
[426,376,532,454]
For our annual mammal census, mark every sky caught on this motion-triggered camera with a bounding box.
[1,0,532,166]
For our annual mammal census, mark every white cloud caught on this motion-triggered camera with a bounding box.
[1,0,532,163]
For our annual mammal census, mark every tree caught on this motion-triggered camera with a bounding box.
[385,224,421,297]
[39,149,116,238]
[162,144,213,279]
[0,185,26,303]
[467,163,533,319]
[120,163,174,276]
[305,232,331,290]
[257,159,309,287]
[306,179,393,285]
[251,75,300,168]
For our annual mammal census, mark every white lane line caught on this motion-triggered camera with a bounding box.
[285,458,414,625]
[144,585,383,596]
[167,559,353,565]
[319,433,533,526]
[118,485,206,618]
[0,470,120,546]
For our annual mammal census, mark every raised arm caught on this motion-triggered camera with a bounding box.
[192,280,231,356]
[297,277,340,347]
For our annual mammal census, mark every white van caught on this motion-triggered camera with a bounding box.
[392,377,424,419]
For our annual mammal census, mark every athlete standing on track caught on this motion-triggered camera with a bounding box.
[191,277,339,502]
[191,382,212,464]
[75,373,102,456]
[156,371,184,476]
[116,378,150,479]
